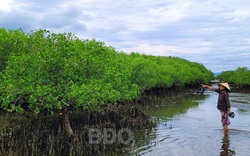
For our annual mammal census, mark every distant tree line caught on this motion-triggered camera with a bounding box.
[216,67,250,86]
[0,28,214,113]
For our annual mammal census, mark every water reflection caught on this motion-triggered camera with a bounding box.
[220,135,235,156]
[139,93,207,119]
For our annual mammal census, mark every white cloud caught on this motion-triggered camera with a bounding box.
[0,0,13,11]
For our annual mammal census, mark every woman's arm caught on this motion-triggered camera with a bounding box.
[201,84,213,90]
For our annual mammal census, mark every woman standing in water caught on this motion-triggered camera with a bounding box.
[202,83,232,134]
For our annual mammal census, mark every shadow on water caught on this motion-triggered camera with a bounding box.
[220,135,236,156]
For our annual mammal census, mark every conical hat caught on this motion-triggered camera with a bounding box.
[218,83,231,91]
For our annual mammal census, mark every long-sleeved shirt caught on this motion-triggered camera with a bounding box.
[213,88,231,111]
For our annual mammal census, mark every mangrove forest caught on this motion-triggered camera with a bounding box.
[0,28,214,114]
[2,28,241,155]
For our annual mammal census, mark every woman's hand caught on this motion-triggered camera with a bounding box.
[201,84,207,88]
[201,84,212,90]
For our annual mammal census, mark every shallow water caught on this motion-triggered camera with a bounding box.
[134,90,250,156]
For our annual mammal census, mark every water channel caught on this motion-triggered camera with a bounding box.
[133,89,250,156]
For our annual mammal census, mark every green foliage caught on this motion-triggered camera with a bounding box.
[217,67,250,85]
[129,53,214,90]
[0,28,214,113]
[0,28,28,72]
[0,29,139,113]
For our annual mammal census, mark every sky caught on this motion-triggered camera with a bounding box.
[1,0,250,73]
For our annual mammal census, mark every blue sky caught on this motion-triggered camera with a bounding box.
[1,0,250,73]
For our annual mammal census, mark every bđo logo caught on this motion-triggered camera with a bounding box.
[88,128,133,144]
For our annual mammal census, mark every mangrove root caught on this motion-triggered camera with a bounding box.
[60,113,73,136]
